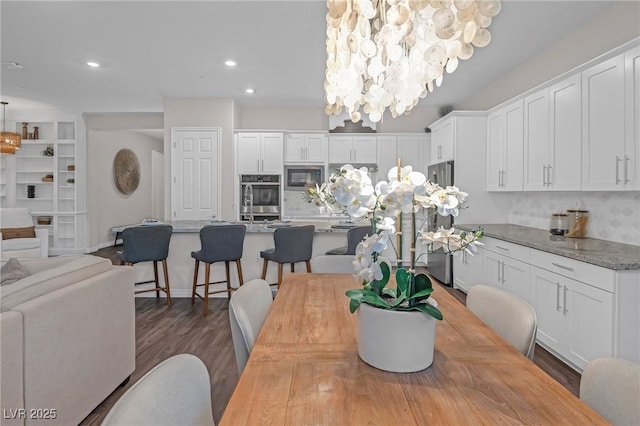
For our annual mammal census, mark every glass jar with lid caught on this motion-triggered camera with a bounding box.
[566,209,589,238]
[549,213,568,235]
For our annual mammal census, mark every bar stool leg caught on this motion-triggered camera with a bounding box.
[277,263,283,289]
[204,263,211,316]
[290,263,295,272]
[153,261,160,298]
[235,260,244,287]
[261,259,268,279]
[191,259,199,305]
[225,261,231,300]
[162,258,172,307]
[305,261,312,273]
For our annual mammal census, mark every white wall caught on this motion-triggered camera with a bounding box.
[87,130,163,248]
[163,98,235,220]
[239,106,328,130]
[85,113,164,249]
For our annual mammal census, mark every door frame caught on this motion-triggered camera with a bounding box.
[170,127,222,220]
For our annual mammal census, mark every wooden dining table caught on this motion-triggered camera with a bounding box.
[219,273,607,425]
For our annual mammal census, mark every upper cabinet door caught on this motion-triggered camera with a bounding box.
[328,136,353,164]
[550,74,582,191]
[624,46,640,190]
[397,135,427,174]
[260,133,284,174]
[430,118,454,164]
[523,89,550,191]
[284,133,305,163]
[237,132,261,174]
[582,54,626,190]
[486,110,504,191]
[352,136,377,163]
[303,134,327,163]
[502,100,524,191]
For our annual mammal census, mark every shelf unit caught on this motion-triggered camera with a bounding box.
[3,115,86,255]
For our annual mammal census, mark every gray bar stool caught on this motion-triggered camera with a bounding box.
[260,225,315,289]
[191,224,246,316]
[117,224,173,306]
[326,225,373,255]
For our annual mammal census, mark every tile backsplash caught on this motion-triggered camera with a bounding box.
[508,191,640,246]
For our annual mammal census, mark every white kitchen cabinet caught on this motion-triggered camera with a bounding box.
[430,118,454,164]
[483,248,530,303]
[486,99,524,191]
[328,135,376,164]
[237,132,283,174]
[376,134,429,177]
[523,74,582,191]
[581,54,627,190]
[284,133,327,163]
[624,46,640,189]
[531,265,614,370]
[452,247,483,293]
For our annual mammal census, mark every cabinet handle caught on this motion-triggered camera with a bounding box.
[616,156,622,184]
[624,155,630,184]
[547,164,553,186]
[497,260,502,282]
[495,245,509,252]
[556,283,562,312]
[543,165,548,186]
[551,262,574,272]
[563,285,569,315]
[501,262,505,284]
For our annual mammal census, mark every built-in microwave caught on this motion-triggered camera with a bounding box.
[284,166,325,191]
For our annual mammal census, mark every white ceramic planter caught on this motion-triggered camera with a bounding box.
[357,300,437,373]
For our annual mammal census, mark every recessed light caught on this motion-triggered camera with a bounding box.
[225,60,237,67]
[86,61,100,68]
[245,88,255,94]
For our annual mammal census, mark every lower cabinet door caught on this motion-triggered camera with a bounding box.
[483,251,502,288]
[531,267,567,352]
[502,256,530,303]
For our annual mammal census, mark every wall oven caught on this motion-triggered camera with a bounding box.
[239,175,281,221]
[284,166,324,191]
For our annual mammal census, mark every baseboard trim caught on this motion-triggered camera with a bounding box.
[135,289,230,299]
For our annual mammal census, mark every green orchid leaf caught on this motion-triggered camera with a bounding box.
[412,273,433,303]
[370,262,391,295]
[382,288,397,298]
[396,268,410,296]
[345,289,366,300]
[396,303,443,320]
[349,298,361,313]
[360,292,392,309]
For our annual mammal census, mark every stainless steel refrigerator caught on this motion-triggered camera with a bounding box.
[426,160,454,285]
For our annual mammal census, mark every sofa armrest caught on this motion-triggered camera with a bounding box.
[34,228,48,258]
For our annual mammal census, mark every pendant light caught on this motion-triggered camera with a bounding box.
[1,101,21,154]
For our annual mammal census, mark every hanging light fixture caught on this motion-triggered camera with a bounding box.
[325,0,501,123]
[1,101,21,154]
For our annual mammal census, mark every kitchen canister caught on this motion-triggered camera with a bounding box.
[549,213,568,236]
[566,209,589,238]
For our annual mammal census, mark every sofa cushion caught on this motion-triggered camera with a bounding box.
[1,226,36,240]
[0,255,114,312]
[1,237,41,250]
[0,258,30,286]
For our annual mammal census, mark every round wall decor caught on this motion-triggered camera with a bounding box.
[113,149,140,194]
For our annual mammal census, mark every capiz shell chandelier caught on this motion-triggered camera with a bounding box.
[325,0,501,123]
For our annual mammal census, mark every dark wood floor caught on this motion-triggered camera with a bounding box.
[81,246,581,425]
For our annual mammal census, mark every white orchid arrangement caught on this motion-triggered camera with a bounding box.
[307,163,483,320]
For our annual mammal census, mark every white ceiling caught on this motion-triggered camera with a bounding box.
[0,1,617,114]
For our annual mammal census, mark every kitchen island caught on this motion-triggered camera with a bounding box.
[110,220,370,297]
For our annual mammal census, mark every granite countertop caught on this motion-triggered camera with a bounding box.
[110,220,364,234]
[456,224,640,271]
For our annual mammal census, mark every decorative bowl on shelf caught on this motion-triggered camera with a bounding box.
[37,216,52,225]
[67,165,75,171]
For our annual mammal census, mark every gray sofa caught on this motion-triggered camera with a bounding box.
[0,255,135,425]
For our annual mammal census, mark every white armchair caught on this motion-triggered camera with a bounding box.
[0,207,49,259]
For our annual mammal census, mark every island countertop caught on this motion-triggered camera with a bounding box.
[456,223,640,270]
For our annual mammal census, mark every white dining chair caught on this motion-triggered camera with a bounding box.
[101,354,214,426]
[311,255,354,274]
[229,278,273,374]
[580,357,640,425]
[466,284,537,360]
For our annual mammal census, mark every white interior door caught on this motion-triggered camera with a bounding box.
[172,128,220,220]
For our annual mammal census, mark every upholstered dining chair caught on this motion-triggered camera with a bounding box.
[260,225,314,288]
[229,278,273,374]
[191,224,246,316]
[580,357,640,425]
[101,354,215,426]
[466,284,537,360]
[311,255,354,274]
[117,224,173,306]
[325,225,373,255]
[0,207,48,260]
